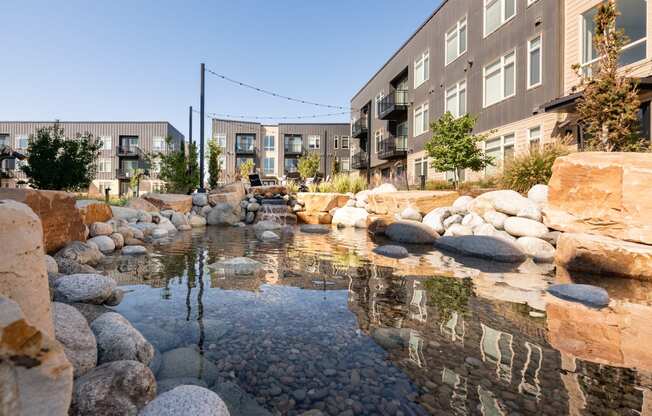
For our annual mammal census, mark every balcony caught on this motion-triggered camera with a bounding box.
[352,117,368,138]
[351,151,368,170]
[235,145,255,155]
[116,145,144,157]
[115,167,149,180]
[378,135,408,160]
[378,90,409,120]
[284,144,303,156]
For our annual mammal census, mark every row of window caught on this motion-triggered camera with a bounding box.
[241,156,351,175]
[0,134,168,152]
[215,133,350,151]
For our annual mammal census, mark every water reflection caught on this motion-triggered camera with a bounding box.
[104,226,652,416]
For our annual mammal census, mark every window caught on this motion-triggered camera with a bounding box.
[341,136,350,149]
[97,158,112,173]
[264,135,275,151]
[308,135,320,150]
[339,157,350,171]
[528,126,542,150]
[485,0,516,37]
[263,157,275,174]
[284,158,298,173]
[484,51,516,107]
[16,135,29,150]
[284,135,302,153]
[100,136,112,151]
[445,80,467,117]
[414,102,430,136]
[235,134,255,152]
[527,0,539,5]
[334,136,339,149]
[527,35,542,89]
[485,133,515,176]
[375,92,385,118]
[0,134,8,147]
[236,157,254,169]
[215,133,226,148]
[374,130,383,153]
[414,158,428,179]
[152,136,166,152]
[414,51,429,88]
[582,0,647,74]
[446,17,467,65]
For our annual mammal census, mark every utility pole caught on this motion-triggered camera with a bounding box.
[188,105,193,177]
[323,129,328,178]
[366,108,372,184]
[198,63,206,193]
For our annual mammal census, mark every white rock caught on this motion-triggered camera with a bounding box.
[504,217,549,238]
[355,200,368,209]
[355,190,371,203]
[151,228,168,239]
[400,207,422,222]
[445,224,473,237]
[443,214,463,229]
[483,210,508,230]
[332,207,369,228]
[122,245,148,255]
[473,223,498,237]
[517,205,543,222]
[45,255,59,274]
[462,212,484,228]
[422,207,451,234]
[87,236,116,253]
[345,199,356,207]
[452,196,474,214]
[516,236,556,263]
[527,184,549,205]
[371,183,397,193]
[469,190,538,216]
[89,222,113,237]
[259,231,280,241]
[139,385,229,416]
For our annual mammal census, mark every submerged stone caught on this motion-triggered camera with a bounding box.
[434,235,527,263]
[547,284,610,309]
[373,245,409,259]
[208,257,264,275]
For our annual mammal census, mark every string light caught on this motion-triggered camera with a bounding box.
[192,109,350,121]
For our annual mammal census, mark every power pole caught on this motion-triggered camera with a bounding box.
[366,107,372,184]
[198,63,206,193]
[323,129,328,178]
[188,105,193,177]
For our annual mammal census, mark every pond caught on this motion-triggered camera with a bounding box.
[102,226,652,416]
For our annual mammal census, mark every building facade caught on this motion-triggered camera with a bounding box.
[351,0,565,186]
[0,121,185,196]
[212,119,351,181]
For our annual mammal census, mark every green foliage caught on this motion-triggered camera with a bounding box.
[285,180,299,194]
[500,143,571,193]
[238,159,255,179]
[426,177,498,192]
[331,158,341,176]
[308,174,367,194]
[208,138,223,189]
[423,276,474,324]
[21,123,102,191]
[157,138,199,194]
[307,182,320,193]
[572,0,647,151]
[128,168,146,195]
[297,152,321,180]
[425,113,494,187]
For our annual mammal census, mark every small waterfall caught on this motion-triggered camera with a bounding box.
[257,203,297,225]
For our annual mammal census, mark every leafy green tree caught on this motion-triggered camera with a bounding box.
[238,159,255,179]
[331,158,340,176]
[129,168,147,197]
[572,0,645,151]
[297,152,321,180]
[424,113,494,188]
[157,138,199,194]
[21,123,102,191]
[207,138,223,189]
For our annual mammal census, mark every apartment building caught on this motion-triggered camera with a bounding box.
[351,0,565,186]
[211,119,351,181]
[0,121,185,196]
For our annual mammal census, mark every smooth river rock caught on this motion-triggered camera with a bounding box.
[516,236,556,263]
[53,273,117,304]
[503,217,549,238]
[55,240,104,265]
[469,189,538,217]
[400,206,422,221]
[91,312,154,366]
[89,222,113,237]
[332,207,369,228]
[527,184,549,205]
[372,245,409,259]
[52,302,98,377]
[434,235,527,263]
[385,221,439,244]
[139,385,230,416]
[122,245,148,255]
[422,207,451,234]
[87,235,116,254]
[547,284,610,309]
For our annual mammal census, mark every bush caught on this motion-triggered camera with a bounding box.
[285,180,299,194]
[500,143,571,193]
[307,174,367,194]
[297,153,320,180]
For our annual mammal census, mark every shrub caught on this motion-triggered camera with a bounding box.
[285,180,299,194]
[307,183,319,193]
[317,181,334,193]
[297,153,320,180]
[311,174,367,194]
[500,143,571,193]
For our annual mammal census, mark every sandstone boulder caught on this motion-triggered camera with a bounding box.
[76,200,113,225]
[126,198,159,212]
[206,203,239,226]
[52,302,97,377]
[139,385,229,416]
[143,193,192,214]
[53,274,117,304]
[434,235,527,263]
[250,184,287,196]
[385,221,439,244]
[332,207,368,228]
[208,182,246,211]
[91,312,154,366]
[296,211,332,225]
[296,192,348,212]
[366,190,458,216]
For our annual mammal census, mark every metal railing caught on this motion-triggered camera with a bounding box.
[379,90,409,118]
[351,151,368,169]
[284,143,303,154]
[352,117,368,138]
[116,145,144,157]
[378,135,408,159]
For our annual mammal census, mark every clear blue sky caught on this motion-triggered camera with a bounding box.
[1,0,441,139]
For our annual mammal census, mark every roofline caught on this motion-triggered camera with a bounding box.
[212,118,348,127]
[351,0,451,102]
[0,120,175,125]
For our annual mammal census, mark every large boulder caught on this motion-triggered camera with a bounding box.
[52,302,97,377]
[434,235,527,263]
[53,274,117,304]
[422,207,451,234]
[143,193,192,214]
[126,197,160,212]
[547,284,609,309]
[451,195,474,214]
[110,206,140,221]
[0,296,73,415]
[0,188,86,253]
[468,189,538,217]
[91,312,154,366]
[157,347,219,385]
[555,232,652,280]
[516,236,555,263]
[296,192,348,212]
[206,203,240,226]
[87,235,116,253]
[366,190,458,216]
[70,360,156,416]
[139,385,229,416]
[192,193,208,207]
[76,200,113,225]
[385,221,439,244]
[208,182,246,212]
[332,207,369,228]
[55,241,104,265]
[208,257,264,276]
[503,217,549,238]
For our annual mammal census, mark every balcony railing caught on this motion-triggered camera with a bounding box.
[116,145,144,157]
[115,167,149,180]
[351,151,368,170]
[284,144,303,155]
[352,117,368,138]
[235,145,255,155]
[379,90,409,120]
[378,135,408,160]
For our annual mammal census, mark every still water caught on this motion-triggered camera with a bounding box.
[102,226,652,416]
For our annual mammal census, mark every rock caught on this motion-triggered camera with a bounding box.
[496,230,517,242]
[473,223,498,237]
[547,284,610,309]
[482,210,508,230]
[157,377,208,394]
[345,199,356,207]
[122,245,148,255]
[157,216,178,234]
[366,215,395,236]
[0,188,86,253]
[208,257,264,275]
[250,184,288,196]
[139,385,229,416]
[517,205,543,222]
[138,210,153,224]
[443,214,462,229]
[300,224,330,234]
[253,220,282,233]
[0,296,73,415]
[126,198,160,212]
[56,258,98,275]
[385,221,439,244]
[52,302,97,377]
[76,200,113,225]
[245,211,256,224]
[541,231,562,246]
[143,193,193,214]
[516,236,556,263]
[212,381,271,416]
[207,203,240,226]
[53,273,117,304]
[504,217,549,238]
[157,347,219,385]
[125,237,146,246]
[373,245,409,259]
[111,206,141,221]
[461,212,484,228]
[117,226,134,239]
[70,360,156,416]
[55,240,104,265]
[422,207,451,234]
[104,288,124,306]
[200,205,212,217]
[259,231,280,241]
[192,193,208,207]
[91,312,154,365]
[555,232,652,279]
[152,228,168,239]
[445,224,473,237]
[452,195,474,213]
[355,200,367,209]
[89,222,113,237]
[170,212,189,230]
[88,235,116,253]
[400,207,422,221]
[45,254,59,274]
[355,190,371,204]
[371,183,398,193]
[332,207,369,227]
[132,222,157,237]
[366,190,458,216]
[296,211,332,224]
[72,302,111,324]
[160,210,174,219]
[434,235,527,263]
[110,232,124,249]
[527,184,549,205]
[247,202,261,212]
[469,189,538,217]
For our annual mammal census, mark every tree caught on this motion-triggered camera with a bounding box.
[129,168,147,197]
[21,123,102,191]
[297,152,321,180]
[238,159,255,179]
[207,138,223,189]
[331,158,340,176]
[572,0,645,151]
[424,113,494,188]
[157,138,199,194]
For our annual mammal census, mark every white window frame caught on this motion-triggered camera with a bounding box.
[98,158,112,173]
[483,50,516,108]
[445,80,467,118]
[308,135,320,150]
[340,157,350,172]
[445,17,468,66]
[527,0,540,5]
[152,136,166,152]
[414,50,430,88]
[264,135,275,151]
[263,157,275,174]
[527,34,543,89]
[374,130,383,154]
[413,102,430,136]
[341,136,350,149]
[215,133,226,148]
[16,135,29,150]
[375,92,385,119]
[484,133,515,174]
[528,125,542,149]
[484,0,517,38]
[100,136,112,151]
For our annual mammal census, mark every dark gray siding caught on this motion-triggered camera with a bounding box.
[212,119,263,180]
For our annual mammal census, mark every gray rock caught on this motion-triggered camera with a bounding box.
[259,230,280,241]
[189,214,207,228]
[45,254,59,274]
[400,207,422,222]
[422,207,451,234]
[541,231,562,246]
[157,377,208,395]
[55,241,104,265]
[160,210,174,219]
[132,222,158,237]
[372,327,410,350]
[149,348,162,376]
[253,220,282,233]
[70,360,156,416]
[89,222,113,237]
[547,284,610,309]
[52,302,97,377]
[171,212,189,229]
[482,210,508,230]
[452,195,474,213]
[434,235,527,263]
[300,224,330,234]
[139,385,229,416]
[91,312,154,365]
[71,303,111,324]
[104,288,124,306]
[528,184,549,205]
[110,232,124,250]
[247,202,261,212]
[443,214,463,229]
[157,347,219,385]
[88,235,116,254]
[245,211,256,224]
[208,257,264,276]
[372,245,409,259]
[192,193,208,207]
[207,203,240,226]
[122,245,148,255]
[137,211,153,223]
[385,221,439,244]
[151,228,168,239]
[110,206,140,221]
[157,216,178,234]
[53,274,117,304]
[504,217,549,238]
[516,236,556,263]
